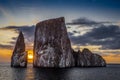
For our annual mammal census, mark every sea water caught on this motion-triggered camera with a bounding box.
[0,63,120,80]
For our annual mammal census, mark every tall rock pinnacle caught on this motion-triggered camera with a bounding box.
[33,17,75,67]
[11,31,27,67]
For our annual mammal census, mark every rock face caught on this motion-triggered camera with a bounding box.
[11,31,27,68]
[73,48,106,67]
[33,17,75,67]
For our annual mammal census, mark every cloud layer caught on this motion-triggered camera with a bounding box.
[66,17,111,26]
[68,18,120,49]
[0,17,120,50]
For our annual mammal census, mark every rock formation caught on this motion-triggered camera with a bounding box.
[73,48,106,67]
[33,17,75,67]
[11,31,27,68]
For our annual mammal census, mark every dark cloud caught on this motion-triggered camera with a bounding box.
[66,17,111,26]
[69,24,120,49]
[9,41,16,45]
[73,30,78,33]
[68,32,74,36]
[11,37,17,40]
[86,25,120,39]
[67,26,71,28]
[0,44,13,49]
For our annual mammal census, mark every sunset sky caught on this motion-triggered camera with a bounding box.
[0,0,120,63]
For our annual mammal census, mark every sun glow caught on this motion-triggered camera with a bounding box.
[27,50,33,60]
[27,50,33,63]
[28,54,33,60]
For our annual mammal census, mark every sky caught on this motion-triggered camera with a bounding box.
[0,0,120,63]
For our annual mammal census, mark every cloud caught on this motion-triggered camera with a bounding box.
[68,32,74,36]
[85,25,120,39]
[69,24,120,49]
[0,44,13,49]
[66,17,111,26]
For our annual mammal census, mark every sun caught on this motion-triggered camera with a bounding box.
[28,54,33,60]
[27,50,33,60]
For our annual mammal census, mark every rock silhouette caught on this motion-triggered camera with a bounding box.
[33,17,75,67]
[73,48,106,67]
[11,31,27,68]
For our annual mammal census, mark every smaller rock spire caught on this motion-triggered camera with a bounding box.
[11,31,27,68]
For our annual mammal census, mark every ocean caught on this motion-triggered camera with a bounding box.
[0,63,120,80]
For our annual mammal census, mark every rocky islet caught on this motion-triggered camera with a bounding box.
[11,31,27,68]
[11,17,106,68]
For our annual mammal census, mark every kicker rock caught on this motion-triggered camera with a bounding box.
[33,17,75,67]
[11,31,27,68]
[73,48,106,67]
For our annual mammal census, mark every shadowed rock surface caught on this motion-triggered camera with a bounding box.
[11,31,27,68]
[73,48,106,67]
[33,17,75,67]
